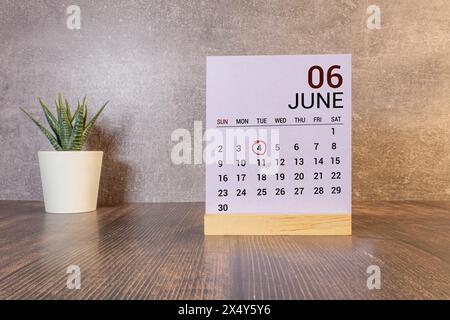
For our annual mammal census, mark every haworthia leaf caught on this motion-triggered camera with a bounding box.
[83,103,88,127]
[38,98,60,139]
[58,95,72,150]
[81,101,109,146]
[83,98,87,125]
[68,104,86,150]
[21,108,62,151]
[65,99,72,121]
[71,100,82,125]
[71,96,87,126]
[54,98,62,145]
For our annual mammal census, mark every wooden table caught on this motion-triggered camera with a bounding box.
[0,201,449,299]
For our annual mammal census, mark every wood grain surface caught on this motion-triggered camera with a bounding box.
[0,201,449,299]
[204,214,351,235]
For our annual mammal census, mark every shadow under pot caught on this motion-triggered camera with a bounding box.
[38,151,103,214]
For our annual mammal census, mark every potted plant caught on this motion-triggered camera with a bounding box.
[21,94,108,214]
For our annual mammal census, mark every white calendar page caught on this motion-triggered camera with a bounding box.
[206,54,351,215]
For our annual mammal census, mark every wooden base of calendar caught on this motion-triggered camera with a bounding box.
[204,214,351,235]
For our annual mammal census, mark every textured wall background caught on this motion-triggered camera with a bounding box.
[352,0,450,200]
[0,0,448,203]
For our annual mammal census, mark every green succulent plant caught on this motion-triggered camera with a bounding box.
[21,94,108,151]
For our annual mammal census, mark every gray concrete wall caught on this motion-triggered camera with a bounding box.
[352,0,450,200]
[0,0,448,203]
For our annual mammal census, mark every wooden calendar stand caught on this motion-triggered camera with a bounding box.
[204,214,351,235]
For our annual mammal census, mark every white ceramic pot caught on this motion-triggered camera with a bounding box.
[38,151,103,214]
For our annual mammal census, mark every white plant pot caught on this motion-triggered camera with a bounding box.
[38,151,103,214]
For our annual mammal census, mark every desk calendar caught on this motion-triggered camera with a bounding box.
[204,54,351,235]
